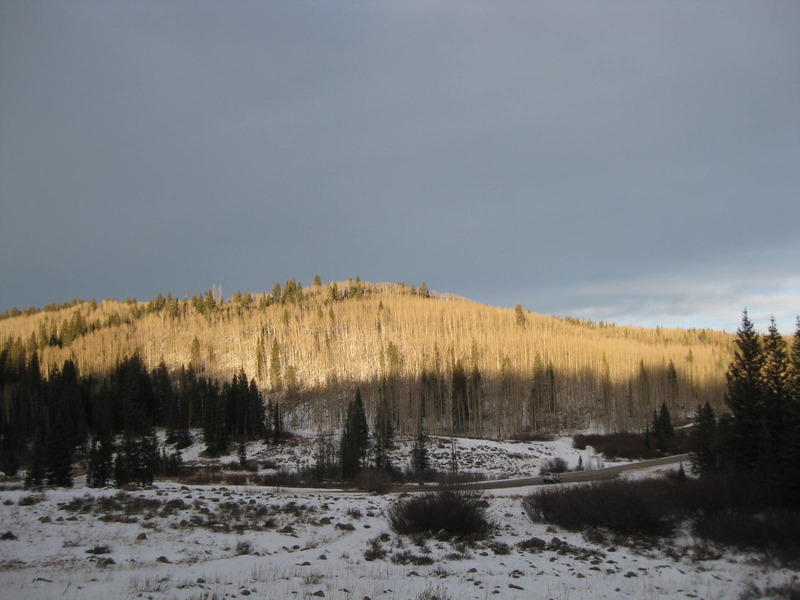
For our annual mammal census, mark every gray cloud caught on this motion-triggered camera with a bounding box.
[1,1,798,331]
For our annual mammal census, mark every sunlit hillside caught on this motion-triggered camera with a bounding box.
[0,280,733,436]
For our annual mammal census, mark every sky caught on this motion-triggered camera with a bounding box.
[1,1,798,333]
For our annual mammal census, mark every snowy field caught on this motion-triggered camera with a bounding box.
[0,436,794,600]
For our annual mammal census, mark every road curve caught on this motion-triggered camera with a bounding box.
[393,454,691,493]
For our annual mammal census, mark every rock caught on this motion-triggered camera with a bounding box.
[311,590,325,597]
[136,533,147,541]
[97,557,115,567]
[335,523,355,531]
[156,556,171,563]
[624,571,637,578]
[197,578,206,584]
[0,531,17,541]
[509,583,525,590]
[85,545,111,555]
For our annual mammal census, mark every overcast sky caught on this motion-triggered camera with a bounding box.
[1,1,798,333]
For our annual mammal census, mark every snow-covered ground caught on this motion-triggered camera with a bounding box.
[0,436,794,600]
[179,433,612,482]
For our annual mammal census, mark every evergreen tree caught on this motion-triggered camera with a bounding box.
[45,409,73,487]
[410,429,430,475]
[87,435,114,488]
[515,304,526,327]
[690,402,719,476]
[25,426,46,487]
[340,389,369,479]
[724,310,766,471]
[237,441,247,468]
[781,318,800,503]
[115,428,158,487]
[760,318,791,475]
[652,402,674,452]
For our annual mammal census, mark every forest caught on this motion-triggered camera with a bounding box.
[0,277,738,483]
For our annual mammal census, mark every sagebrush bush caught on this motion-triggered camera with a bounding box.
[522,479,677,536]
[387,489,491,538]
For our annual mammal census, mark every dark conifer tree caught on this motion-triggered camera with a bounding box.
[45,407,73,487]
[690,402,719,476]
[724,310,766,471]
[410,428,430,475]
[340,389,369,479]
[759,318,791,477]
[652,402,674,452]
[87,435,114,488]
[25,426,46,487]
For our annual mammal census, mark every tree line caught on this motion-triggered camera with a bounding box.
[0,349,286,488]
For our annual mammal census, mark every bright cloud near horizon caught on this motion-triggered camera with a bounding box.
[1,2,798,333]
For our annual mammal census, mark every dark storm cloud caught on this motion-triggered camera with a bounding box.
[1,1,798,331]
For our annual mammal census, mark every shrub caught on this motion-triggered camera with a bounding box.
[522,479,677,536]
[417,583,453,600]
[539,457,568,474]
[387,489,492,538]
[693,509,800,564]
[235,539,254,555]
[573,431,691,460]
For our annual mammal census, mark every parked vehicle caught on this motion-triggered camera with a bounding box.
[543,472,563,484]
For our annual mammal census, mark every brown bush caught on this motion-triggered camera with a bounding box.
[522,479,678,536]
[387,488,492,538]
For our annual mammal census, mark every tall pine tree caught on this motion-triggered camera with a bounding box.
[340,389,369,479]
[724,310,765,471]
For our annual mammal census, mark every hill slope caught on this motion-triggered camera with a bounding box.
[0,280,731,436]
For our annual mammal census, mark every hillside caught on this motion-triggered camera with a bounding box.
[0,279,732,436]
